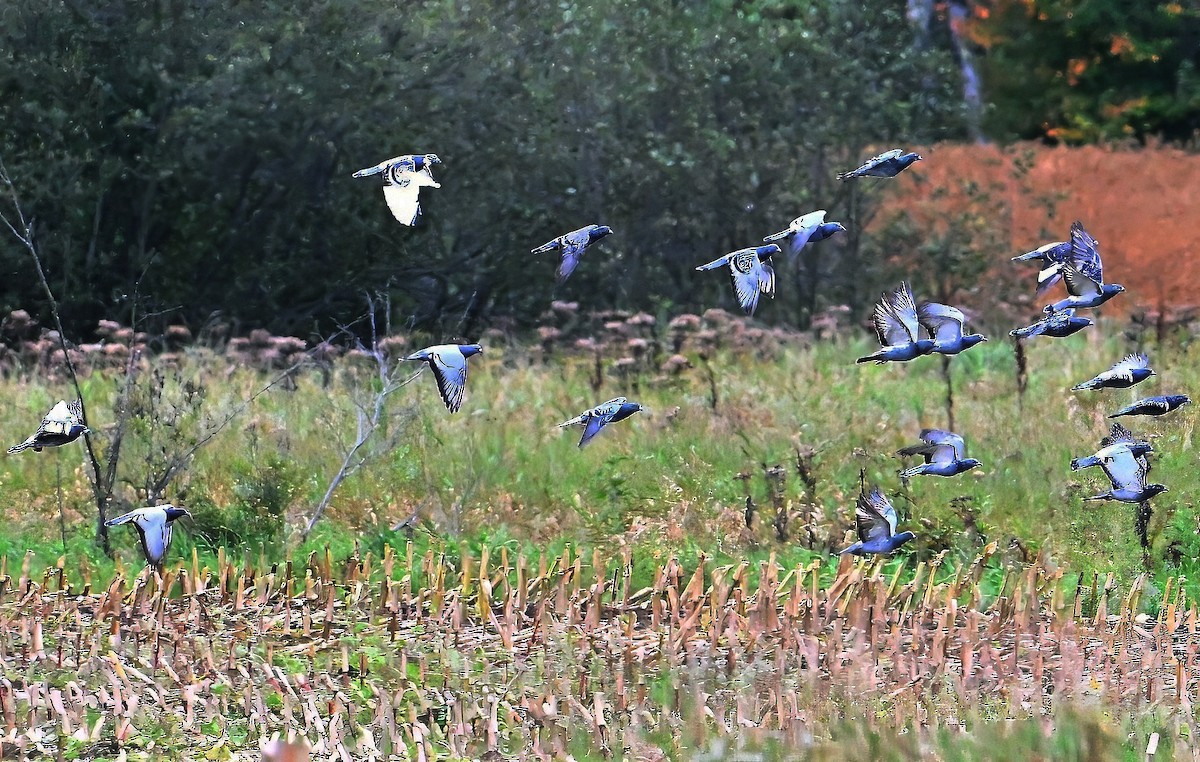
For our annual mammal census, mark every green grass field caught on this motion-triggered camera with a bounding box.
[0,317,1197,759]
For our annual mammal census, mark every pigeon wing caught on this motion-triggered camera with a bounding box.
[1070,221,1103,282]
[1099,448,1143,491]
[1100,422,1138,449]
[429,348,469,413]
[858,149,903,172]
[888,284,922,342]
[855,488,897,544]
[556,242,584,284]
[921,428,965,461]
[382,182,422,226]
[917,302,965,344]
[1061,261,1101,298]
[873,300,909,347]
[732,263,766,315]
[1109,353,1149,382]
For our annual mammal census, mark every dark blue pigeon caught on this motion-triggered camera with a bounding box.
[557,396,643,447]
[1010,308,1092,340]
[352,153,441,226]
[1109,395,1191,419]
[856,283,936,364]
[837,149,922,180]
[403,343,484,413]
[839,485,916,555]
[917,302,987,356]
[897,429,982,479]
[1073,353,1154,391]
[1011,221,1103,297]
[695,244,779,316]
[531,224,613,284]
[1080,444,1166,504]
[763,210,845,261]
[1071,422,1152,472]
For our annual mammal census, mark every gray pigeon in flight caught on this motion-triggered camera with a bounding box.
[105,504,191,571]
[1012,221,1103,297]
[1073,353,1154,391]
[836,149,922,180]
[403,343,484,413]
[8,399,88,454]
[897,429,981,479]
[695,244,779,316]
[856,283,935,364]
[917,302,987,356]
[839,484,916,555]
[1010,308,1092,340]
[557,397,643,447]
[352,153,441,226]
[762,210,845,260]
[530,224,613,284]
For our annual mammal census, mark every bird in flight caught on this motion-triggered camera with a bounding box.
[839,483,915,555]
[403,344,484,413]
[8,399,88,454]
[105,504,191,572]
[352,153,441,226]
[856,283,935,364]
[1072,353,1154,391]
[896,429,981,479]
[836,149,922,180]
[556,397,643,447]
[762,210,845,261]
[530,224,613,284]
[695,244,779,316]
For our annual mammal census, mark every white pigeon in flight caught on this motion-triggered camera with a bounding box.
[352,153,441,226]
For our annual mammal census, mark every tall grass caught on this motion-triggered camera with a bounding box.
[0,317,1195,599]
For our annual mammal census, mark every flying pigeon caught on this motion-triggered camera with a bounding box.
[352,153,441,226]
[1042,259,1124,314]
[856,283,936,364]
[1080,445,1167,504]
[1109,395,1191,419]
[896,429,982,479]
[762,210,845,261]
[917,302,987,355]
[403,344,483,413]
[695,244,779,316]
[839,485,916,555]
[836,149,922,181]
[1071,422,1153,473]
[1010,308,1092,340]
[8,399,88,454]
[556,396,643,447]
[105,504,191,571]
[1011,221,1103,297]
[530,224,614,284]
[1072,353,1154,391]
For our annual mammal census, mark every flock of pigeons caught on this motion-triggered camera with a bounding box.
[5,148,1184,569]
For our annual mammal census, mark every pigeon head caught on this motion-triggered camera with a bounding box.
[755,244,781,260]
[1169,395,1191,407]
[423,154,442,165]
[589,225,614,242]
[1103,283,1126,295]
[962,334,987,349]
[960,458,983,471]
[165,506,191,522]
[1144,484,1169,499]
[460,344,484,358]
[890,531,917,549]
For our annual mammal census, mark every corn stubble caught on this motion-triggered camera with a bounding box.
[0,544,1190,759]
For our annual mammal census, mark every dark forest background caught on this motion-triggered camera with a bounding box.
[0,0,1195,340]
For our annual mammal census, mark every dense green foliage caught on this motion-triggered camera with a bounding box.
[974,0,1200,142]
[0,0,968,337]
